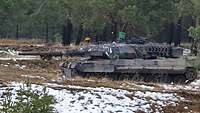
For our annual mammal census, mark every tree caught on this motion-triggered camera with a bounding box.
[191,0,200,26]
[62,19,73,46]
[1,0,200,44]
[188,26,200,55]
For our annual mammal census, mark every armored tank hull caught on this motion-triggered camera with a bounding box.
[61,58,197,84]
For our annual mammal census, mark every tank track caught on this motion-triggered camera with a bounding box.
[73,68,197,84]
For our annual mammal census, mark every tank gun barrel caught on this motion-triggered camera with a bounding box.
[18,49,89,60]
[18,51,64,60]
[19,51,63,56]
[64,49,86,56]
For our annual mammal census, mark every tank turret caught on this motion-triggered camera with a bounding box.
[18,43,183,60]
[64,43,183,59]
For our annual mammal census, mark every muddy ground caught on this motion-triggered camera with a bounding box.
[0,39,199,113]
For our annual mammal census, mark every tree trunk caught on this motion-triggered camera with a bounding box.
[16,24,19,40]
[45,23,49,43]
[67,20,73,45]
[174,17,182,47]
[75,24,83,45]
[29,25,32,39]
[62,20,73,46]
[112,22,117,42]
[62,25,67,46]
[168,22,174,45]
[102,26,107,41]
[196,16,199,27]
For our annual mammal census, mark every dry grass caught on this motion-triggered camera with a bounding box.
[0,39,41,46]
[0,59,61,83]
[0,39,74,52]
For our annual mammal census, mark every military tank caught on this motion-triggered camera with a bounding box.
[60,43,197,84]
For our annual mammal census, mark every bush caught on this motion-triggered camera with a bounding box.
[51,33,62,43]
[193,56,200,70]
[0,82,56,113]
[185,56,200,71]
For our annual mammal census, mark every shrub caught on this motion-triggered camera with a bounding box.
[51,33,62,43]
[0,82,56,113]
[193,56,200,70]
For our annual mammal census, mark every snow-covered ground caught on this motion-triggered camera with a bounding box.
[160,79,200,91]
[0,50,39,60]
[21,74,46,80]
[128,79,200,93]
[0,82,186,113]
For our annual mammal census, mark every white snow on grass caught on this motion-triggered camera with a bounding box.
[160,79,200,91]
[0,82,184,113]
[190,79,200,86]
[15,64,26,69]
[0,50,39,61]
[136,84,155,90]
[21,75,46,80]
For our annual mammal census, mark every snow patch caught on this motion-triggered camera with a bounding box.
[0,50,39,61]
[3,64,8,67]
[15,64,26,69]
[138,85,155,90]
[21,75,46,80]
[0,82,184,113]
[190,79,200,86]
[159,79,200,91]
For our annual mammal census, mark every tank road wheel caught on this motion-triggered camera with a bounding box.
[118,74,124,81]
[185,68,197,83]
[61,68,76,80]
[132,73,140,81]
[139,75,145,82]
[79,72,87,78]
[144,73,152,82]
[109,73,117,80]
[159,74,170,83]
[123,74,130,81]
[151,73,161,83]
[174,75,186,84]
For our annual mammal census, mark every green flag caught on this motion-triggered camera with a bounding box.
[119,32,126,41]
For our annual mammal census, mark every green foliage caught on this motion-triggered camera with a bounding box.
[178,0,195,16]
[188,26,200,40]
[194,57,200,70]
[1,0,200,40]
[133,0,177,35]
[0,82,56,113]
[191,0,200,17]
[186,55,200,70]
[188,26,200,55]
[51,33,62,43]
